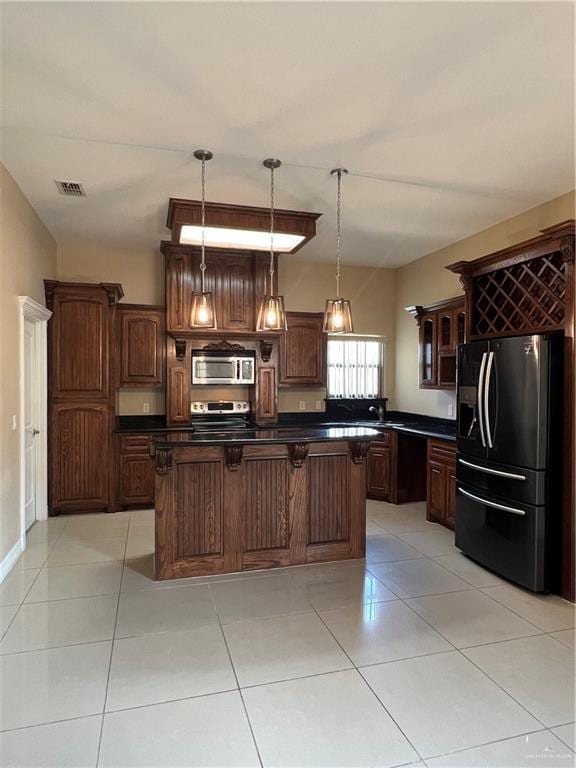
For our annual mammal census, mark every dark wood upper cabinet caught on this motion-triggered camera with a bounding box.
[119,305,165,388]
[162,243,271,334]
[46,285,113,399]
[406,296,465,390]
[280,312,326,387]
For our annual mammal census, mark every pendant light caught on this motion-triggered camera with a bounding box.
[323,168,354,334]
[256,158,287,331]
[190,149,217,329]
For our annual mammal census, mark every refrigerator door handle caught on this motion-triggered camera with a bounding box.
[484,351,495,448]
[458,458,526,481]
[478,352,488,448]
[458,487,526,516]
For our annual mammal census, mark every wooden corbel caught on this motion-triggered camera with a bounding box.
[225,445,244,471]
[174,338,187,361]
[259,340,274,363]
[349,440,371,464]
[155,447,173,475]
[289,443,309,468]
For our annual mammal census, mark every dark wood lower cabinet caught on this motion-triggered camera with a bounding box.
[154,439,369,580]
[117,433,155,509]
[367,430,427,504]
[426,439,457,530]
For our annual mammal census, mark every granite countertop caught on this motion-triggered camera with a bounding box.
[150,425,381,450]
[117,412,457,443]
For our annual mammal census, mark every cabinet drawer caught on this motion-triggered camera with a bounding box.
[119,434,151,454]
[428,438,456,465]
[373,430,393,448]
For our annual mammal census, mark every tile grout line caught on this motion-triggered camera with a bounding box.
[95,513,131,768]
[0,517,71,643]
[206,582,265,768]
[311,602,426,764]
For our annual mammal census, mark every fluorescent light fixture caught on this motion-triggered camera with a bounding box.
[179,225,305,252]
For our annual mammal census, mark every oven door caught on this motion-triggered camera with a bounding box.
[192,356,238,384]
[455,482,546,591]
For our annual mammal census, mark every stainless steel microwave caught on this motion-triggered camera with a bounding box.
[191,352,255,385]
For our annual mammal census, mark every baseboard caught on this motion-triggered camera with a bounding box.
[0,538,24,584]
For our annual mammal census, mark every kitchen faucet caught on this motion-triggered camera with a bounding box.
[368,404,386,422]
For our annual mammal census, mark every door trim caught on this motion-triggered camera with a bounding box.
[19,297,52,544]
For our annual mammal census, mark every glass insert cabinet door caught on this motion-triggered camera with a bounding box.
[420,314,437,386]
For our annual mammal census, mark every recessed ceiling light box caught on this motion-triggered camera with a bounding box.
[167,198,321,253]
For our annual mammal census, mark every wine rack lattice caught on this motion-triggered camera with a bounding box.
[472,252,566,337]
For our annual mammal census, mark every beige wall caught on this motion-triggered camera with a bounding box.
[0,164,57,564]
[56,243,397,415]
[279,259,396,411]
[57,241,165,305]
[394,190,575,418]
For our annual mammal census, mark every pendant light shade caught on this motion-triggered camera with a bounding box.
[323,298,354,333]
[190,149,217,329]
[257,295,287,332]
[323,168,353,334]
[257,158,287,332]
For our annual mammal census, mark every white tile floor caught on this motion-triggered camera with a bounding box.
[0,501,574,768]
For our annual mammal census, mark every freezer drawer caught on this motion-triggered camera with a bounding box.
[456,455,546,506]
[455,483,547,591]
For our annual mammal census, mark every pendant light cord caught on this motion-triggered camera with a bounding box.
[200,156,207,294]
[336,169,342,299]
[269,164,275,296]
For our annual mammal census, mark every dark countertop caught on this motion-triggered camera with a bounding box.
[117,411,456,443]
[150,425,381,450]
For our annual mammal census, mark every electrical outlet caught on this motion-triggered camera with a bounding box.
[448,403,455,418]
[315,400,322,410]
[299,400,306,411]
[143,402,150,414]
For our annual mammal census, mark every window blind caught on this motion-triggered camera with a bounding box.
[327,338,383,398]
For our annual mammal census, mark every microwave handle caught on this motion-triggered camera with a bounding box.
[236,360,241,380]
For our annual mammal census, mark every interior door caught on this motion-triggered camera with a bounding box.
[486,335,548,470]
[23,318,36,530]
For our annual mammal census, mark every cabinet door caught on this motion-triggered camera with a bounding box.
[280,313,326,386]
[119,454,155,507]
[367,442,391,500]
[50,289,110,399]
[446,467,457,530]
[427,459,447,524]
[51,403,110,510]
[253,367,277,423]
[218,255,254,331]
[437,311,453,353]
[420,314,437,387]
[120,308,165,387]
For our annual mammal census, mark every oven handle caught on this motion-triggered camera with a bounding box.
[458,458,526,481]
[458,487,526,516]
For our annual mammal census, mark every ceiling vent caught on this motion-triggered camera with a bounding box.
[55,180,86,197]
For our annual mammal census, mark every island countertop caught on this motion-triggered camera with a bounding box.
[150,425,381,451]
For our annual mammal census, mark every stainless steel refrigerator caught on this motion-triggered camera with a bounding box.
[456,334,563,592]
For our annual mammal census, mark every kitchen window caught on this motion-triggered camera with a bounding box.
[327,338,383,398]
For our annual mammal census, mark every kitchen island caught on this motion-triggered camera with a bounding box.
[151,426,379,580]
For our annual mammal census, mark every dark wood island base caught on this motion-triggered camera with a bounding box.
[152,431,377,580]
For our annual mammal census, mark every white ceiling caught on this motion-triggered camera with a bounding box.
[1,2,574,267]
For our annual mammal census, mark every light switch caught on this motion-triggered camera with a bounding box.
[11,415,17,431]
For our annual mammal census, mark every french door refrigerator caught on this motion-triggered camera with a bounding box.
[456,334,563,592]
